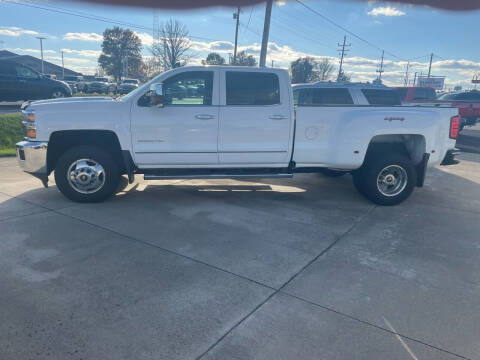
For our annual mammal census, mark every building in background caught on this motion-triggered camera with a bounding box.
[0,50,81,78]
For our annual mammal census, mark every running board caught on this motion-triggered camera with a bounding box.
[144,173,293,180]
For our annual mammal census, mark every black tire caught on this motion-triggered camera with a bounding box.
[354,153,417,206]
[54,145,120,203]
[51,88,68,98]
[352,169,367,195]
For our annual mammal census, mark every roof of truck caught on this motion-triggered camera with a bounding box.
[292,82,391,90]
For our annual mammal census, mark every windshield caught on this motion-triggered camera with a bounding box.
[438,93,458,100]
[123,79,138,84]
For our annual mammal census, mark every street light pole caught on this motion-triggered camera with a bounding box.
[36,36,46,74]
[233,7,240,64]
[61,50,65,79]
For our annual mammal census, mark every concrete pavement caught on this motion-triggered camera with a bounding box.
[1,154,479,360]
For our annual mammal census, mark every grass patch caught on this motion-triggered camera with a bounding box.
[0,113,24,156]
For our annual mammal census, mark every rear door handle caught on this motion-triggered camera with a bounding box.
[269,114,288,120]
[195,114,215,120]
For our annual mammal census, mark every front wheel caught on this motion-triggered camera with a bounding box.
[54,145,120,203]
[51,89,67,98]
[353,153,417,206]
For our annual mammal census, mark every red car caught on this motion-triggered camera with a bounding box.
[395,87,480,129]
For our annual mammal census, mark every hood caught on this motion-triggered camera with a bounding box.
[27,96,113,108]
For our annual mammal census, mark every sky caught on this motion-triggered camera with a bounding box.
[1,0,480,89]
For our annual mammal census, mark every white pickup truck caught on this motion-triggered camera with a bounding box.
[16,66,460,205]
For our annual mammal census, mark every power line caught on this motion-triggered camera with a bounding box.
[242,7,254,36]
[295,0,405,61]
[1,0,217,42]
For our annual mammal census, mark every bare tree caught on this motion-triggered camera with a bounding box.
[317,58,335,81]
[151,19,191,70]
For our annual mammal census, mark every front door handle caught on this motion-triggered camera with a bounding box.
[269,114,288,120]
[195,114,215,120]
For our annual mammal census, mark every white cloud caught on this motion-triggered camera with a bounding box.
[63,32,103,42]
[275,0,286,6]
[61,48,101,58]
[367,6,406,16]
[135,32,154,47]
[7,48,56,54]
[45,56,93,64]
[0,26,38,37]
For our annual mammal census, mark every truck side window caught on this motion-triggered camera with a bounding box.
[226,72,280,105]
[361,89,401,106]
[163,71,213,106]
[412,88,436,100]
[296,88,353,106]
[394,87,408,101]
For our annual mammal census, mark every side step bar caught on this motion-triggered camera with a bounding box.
[144,173,293,180]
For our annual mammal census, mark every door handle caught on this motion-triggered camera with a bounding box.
[195,114,215,120]
[269,114,288,120]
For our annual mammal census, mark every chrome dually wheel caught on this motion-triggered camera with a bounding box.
[67,158,106,194]
[376,165,408,197]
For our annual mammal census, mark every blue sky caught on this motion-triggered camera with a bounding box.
[1,0,479,89]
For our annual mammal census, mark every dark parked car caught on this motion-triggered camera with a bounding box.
[116,78,140,94]
[63,75,84,94]
[0,59,72,101]
[86,77,116,94]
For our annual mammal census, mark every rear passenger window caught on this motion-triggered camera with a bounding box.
[0,62,15,76]
[226,72,280,105]
[297,88,353,106]
[412,88,436,100]
[361,89,401,106]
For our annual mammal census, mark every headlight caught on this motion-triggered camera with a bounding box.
[22,109,36,139]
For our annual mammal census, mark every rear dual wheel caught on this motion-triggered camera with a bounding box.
[352,153,416,206]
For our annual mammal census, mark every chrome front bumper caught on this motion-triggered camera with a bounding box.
[16,141,49,186]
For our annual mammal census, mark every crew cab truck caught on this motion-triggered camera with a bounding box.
[16,66,460,206]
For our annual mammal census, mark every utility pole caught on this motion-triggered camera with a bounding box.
[428,52,433,78]
[404,61,410,86]
[271,60,274,68]
[376,50,385,81]
[337,35,351,81]
[413,72,418,86]
[259,0,273,67]
[36,36,46,74]
[61,50,65,79]
[233,7,240,64]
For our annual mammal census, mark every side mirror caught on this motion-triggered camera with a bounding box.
[150,83,163,96]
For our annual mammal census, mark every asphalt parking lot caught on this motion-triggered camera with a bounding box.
[1,153,480,360]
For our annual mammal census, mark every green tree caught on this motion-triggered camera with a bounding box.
[290,57,336,84]
[232,51,257,66]
[290,57,317,84]
[202,52,226,65]
[98,27,142,81]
